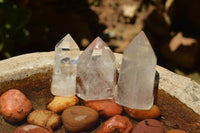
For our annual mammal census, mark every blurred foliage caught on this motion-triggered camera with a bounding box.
[0,0,31,59]
[92,0,101,7]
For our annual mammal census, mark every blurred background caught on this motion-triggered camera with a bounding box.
[0,0,200,83]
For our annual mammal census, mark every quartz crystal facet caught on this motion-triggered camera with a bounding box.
[51,34,80,97]
[76,37,116,101]
[116,31,157,109]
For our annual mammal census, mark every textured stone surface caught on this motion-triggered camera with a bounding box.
[51,34,80,97]
[0,52,54,82]
[156,65,200,115]
[0,52,200,115]
[116,31,157,109]
[76,37,116,101]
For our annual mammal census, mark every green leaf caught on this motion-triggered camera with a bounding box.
[5,23,11,29]
[3,51,11,58]
[0,1,31,59]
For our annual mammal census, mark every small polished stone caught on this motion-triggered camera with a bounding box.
[132,119,164,133]
[84,99,122,117]
[124,105,161,120]
[98,115,133,133]
[0,89,32,123]
[27,109,61,130]
[62,106,99,133]
[167,129,188,133]
[13,124,53,133]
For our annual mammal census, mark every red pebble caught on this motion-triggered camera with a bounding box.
[98,115,133,133]
[84,99,122,117]
[13,124,53,133]
[0,89,32,123]
[132,119,164,133]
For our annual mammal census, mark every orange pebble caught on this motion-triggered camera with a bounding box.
[84,99,122,117]
[124,105,160,120]
[167,129,187,133]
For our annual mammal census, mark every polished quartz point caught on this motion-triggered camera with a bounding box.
[116,31,157,109]
[76,37,116,101]
[51,34,80,97]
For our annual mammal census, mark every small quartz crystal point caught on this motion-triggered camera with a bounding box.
[51,34,80,97]
[76,37,116,101]
[116,31,157,109]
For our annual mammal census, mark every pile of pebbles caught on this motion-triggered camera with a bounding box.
[0,89,187,133]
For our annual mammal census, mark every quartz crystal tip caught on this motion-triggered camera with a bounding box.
[56,34,80,50]
[116,31,157,110]
[86,37,104,49]
[51,34,80,97]
[76,37,116,101]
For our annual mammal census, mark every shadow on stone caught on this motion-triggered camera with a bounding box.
[153,71,159,104]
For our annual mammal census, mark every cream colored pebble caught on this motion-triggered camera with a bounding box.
[27,109,60,130]
[47,95,79,114]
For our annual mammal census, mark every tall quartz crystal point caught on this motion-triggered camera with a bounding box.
[51,34,80,97]
[116,31,157,109]
[76,37,116,101]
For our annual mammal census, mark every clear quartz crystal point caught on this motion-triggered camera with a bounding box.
[76,37,116,101]
[116,31,157,109]
[51,34,80,97]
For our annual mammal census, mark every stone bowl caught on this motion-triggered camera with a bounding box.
[0,52,200,132]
